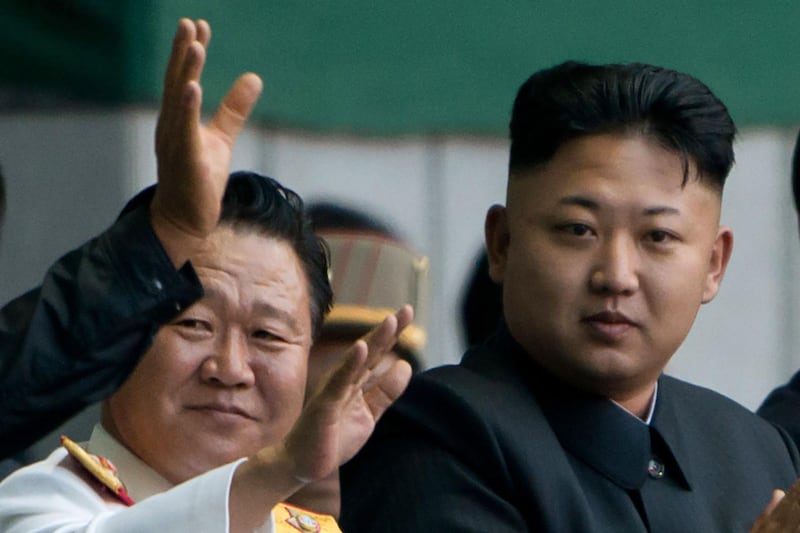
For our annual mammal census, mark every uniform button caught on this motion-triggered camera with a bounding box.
[647,459,664,479]
[153,279,164,291]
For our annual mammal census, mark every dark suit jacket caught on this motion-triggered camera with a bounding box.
[341,326,800,532]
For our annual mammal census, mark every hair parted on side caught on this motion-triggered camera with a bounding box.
[509,61,737,190]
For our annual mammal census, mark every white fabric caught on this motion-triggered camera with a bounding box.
[611,382,658,425]
[0,424,274,533]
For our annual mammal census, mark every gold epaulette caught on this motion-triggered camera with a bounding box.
[273,502,342,532]
[61,435,135,506]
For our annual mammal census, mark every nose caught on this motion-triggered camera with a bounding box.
[200,330,256,388]
[589,235,639,295]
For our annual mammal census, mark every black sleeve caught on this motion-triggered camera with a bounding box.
[0,204,203,459]
[339,376,527,533]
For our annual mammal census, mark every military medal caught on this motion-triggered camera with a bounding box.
[274,502,342,533]
[61,435,135,506]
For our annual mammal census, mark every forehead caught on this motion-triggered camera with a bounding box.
[508,133,719,213]
[191,226,311,319]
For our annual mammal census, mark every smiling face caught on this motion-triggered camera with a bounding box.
[486,133,733,415]
[104,225,313,484]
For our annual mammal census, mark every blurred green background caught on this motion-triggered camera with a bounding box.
[1,0,798,136]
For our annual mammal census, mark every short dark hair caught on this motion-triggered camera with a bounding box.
[509,61,736,190]
[221,171,333,339]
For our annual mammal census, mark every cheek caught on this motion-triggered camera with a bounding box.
[646,256,709,312]
[507,246,584,303]
[117,337,198,412]
[255,352,308,411]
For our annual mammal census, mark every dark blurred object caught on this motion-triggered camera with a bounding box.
[459,249,503,347]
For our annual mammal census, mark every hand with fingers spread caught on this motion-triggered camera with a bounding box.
[150,17,263,267]
[284,304,415,483]
[230,306,414,532]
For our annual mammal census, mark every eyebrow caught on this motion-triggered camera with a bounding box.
[252,301,302,333]
[202,286,303,333]
[558,195,680,216]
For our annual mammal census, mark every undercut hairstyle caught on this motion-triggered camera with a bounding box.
[509,61,737,190]
[221,171,333,340]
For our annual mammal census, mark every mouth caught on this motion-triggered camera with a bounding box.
[185,403,257,422]
[582,310,638,341]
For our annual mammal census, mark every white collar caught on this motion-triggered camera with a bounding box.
[86,424,173,503]
[611,382,658,425]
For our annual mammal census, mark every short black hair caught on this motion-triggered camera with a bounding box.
[221,171,333,339]
[509,61,736,190]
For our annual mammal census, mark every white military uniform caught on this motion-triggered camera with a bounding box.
[0,424,274,533]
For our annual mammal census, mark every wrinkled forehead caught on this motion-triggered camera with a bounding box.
[196,226,310,299]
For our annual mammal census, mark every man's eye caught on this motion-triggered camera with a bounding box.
[559,223,592,236]
[649,230,674,243]
[253,330,280,341]
[178,319,204,329]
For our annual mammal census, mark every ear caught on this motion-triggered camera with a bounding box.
[701,225,733,304]
[485,204,510,284]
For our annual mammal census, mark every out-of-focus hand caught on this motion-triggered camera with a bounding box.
[750,482,800,532]
[150,18,263,266]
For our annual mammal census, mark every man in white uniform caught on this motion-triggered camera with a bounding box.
[0,19,412,533]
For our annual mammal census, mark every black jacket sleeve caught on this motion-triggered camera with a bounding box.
[0,204,203,459]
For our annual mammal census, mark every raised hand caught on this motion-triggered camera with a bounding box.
[282,304,415,483]
[150,18,263,266]
[230,305,414,532]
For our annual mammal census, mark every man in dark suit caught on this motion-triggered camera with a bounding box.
[758,129,800,446]
[339,61,798,532]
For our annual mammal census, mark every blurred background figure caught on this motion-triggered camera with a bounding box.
[758,127,800,446]
[287,200,430,517]
[459,249,503,349]
[306,200,429,389]
[0,169,5,235]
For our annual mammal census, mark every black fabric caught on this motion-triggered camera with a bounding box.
[341,324,800,532]
[0,201,203,459]
[758,370,800,450]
